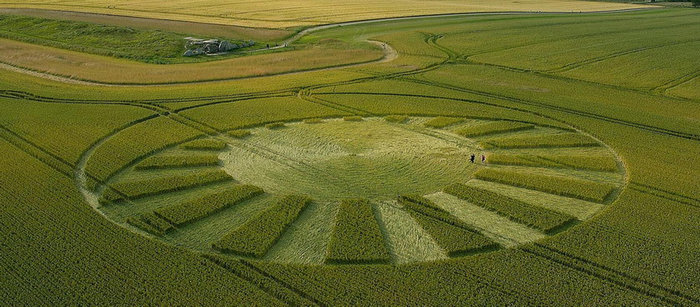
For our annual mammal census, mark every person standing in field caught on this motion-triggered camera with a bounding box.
[481,155,486,164]
[470,154,475,163]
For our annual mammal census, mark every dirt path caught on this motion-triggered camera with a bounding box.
[0,39,396,87]
[0,62,100,86]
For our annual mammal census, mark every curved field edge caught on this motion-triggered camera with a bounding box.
[0,38,384,85]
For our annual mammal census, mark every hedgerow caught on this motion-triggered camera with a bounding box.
[488,154,619,172]
[213,195,312,257]
[423,117,463,128]
[134,154,220,170]
[474,168,616,203]
[155,184,264,225]
[455,121,534,137]
[101,169,232,202]
[398,195,498,256]
[180,138,228,150]
[480,133,599,149]
[325,199,390,264]
[444,183,577,233]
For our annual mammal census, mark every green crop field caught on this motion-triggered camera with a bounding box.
[0,1,698,305]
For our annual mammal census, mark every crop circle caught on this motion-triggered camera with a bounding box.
[84,115,625,265]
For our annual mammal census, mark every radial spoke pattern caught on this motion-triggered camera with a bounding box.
[89,116,625,264]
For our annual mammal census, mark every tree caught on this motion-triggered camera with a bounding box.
[693,0,700,7]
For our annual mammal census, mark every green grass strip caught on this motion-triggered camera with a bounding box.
[101,169,232,202]
[155,184,264,226]
[398,195,498,256]
[444,183,577,233]
[424,117,463,128]
[180,139,228,150]
[488,154,618,172]
[474,168,616,203]
[213,195,312,257]
[455,121,534,137]
[134,154,220,170]
[325,199,390,264]
[480,133,599,149]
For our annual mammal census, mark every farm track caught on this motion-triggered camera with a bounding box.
[315,91,700,141]
[629,182,700,209]
[651,71,699,95]
[461,21,700,61]
[399,66,700,137]
[456,58,699,104]
[523,243,699,305]
[202,255,322,306]
[546,38,700,74]
[424,32,700,104]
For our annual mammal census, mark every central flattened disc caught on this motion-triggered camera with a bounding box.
[221,118,481,200]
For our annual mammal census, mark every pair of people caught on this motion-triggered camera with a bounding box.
[470,154,485,164]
